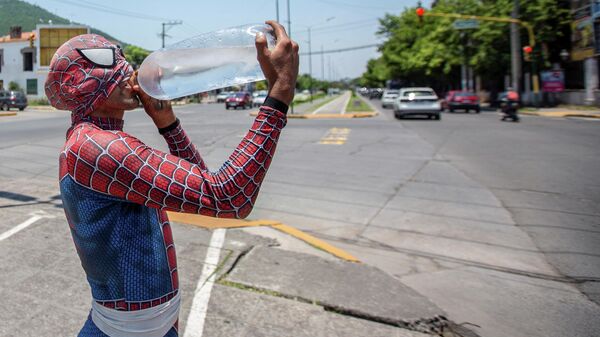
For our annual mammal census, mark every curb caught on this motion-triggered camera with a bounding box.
[0,112,17,117]
[250,111,378,119]
[166,211,360,262]
[521,111,600,119]
[25,106,57,111]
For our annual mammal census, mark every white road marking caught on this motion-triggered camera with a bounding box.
[312,93,347,115]
[183,228,227,337]
[341,92,353,115]
[0,214,45,241]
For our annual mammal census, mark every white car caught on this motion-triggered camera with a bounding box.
[393,87,441,120]
[216,91,233,103]
[253,93,268,107]
[381,89,400,109]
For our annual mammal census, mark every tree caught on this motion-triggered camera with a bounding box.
[8,81,22,92]
[361,0,571,91]
[255,80,268,91]
[124,45,150,69]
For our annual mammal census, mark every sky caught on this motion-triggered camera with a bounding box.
[26,0,432,80]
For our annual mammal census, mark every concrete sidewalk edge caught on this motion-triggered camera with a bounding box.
[250,111,378,119]
[521,111,600,118]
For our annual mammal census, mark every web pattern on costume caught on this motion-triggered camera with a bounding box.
[60,107,286,219]
[162,124,207,170]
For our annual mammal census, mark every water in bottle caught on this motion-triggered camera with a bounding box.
[137,24,276,100]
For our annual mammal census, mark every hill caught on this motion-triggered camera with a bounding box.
[0,0,124,45]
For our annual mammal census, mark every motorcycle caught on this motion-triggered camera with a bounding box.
[500,99,520,122]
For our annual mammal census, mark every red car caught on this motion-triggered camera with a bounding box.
[443,91,480,113]
[225,92,253,110]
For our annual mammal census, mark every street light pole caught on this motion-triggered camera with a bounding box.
[276,0,279,23]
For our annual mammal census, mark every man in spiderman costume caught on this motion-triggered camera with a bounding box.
[44,21,298,336]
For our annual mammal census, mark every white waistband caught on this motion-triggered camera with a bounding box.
[91,293,180,337]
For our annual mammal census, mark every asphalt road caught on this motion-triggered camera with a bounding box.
[1,101,599,337]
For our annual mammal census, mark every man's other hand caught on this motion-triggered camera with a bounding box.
[130,71,177,129]
[256,21,299,106]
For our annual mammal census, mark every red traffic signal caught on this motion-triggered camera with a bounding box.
[416,7,425,17]
[523,46,533,54]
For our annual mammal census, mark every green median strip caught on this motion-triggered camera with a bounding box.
[345,93,373,113]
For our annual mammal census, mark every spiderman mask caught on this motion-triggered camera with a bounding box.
[45,34,134,117]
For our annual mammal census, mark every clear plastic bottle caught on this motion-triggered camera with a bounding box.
[137,24,276,100]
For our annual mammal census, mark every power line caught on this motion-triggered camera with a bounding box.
[314,0,397,11]
[300,43,379,56]
[294,18,379,35]
[47,0,176,22]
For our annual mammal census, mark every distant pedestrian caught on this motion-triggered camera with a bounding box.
[44,21,298,336]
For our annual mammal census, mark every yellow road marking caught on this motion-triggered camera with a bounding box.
[319,127,351,145]
[271,223,360,263]
[166,211,360,263]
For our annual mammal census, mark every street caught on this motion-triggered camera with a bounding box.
[0,99,599,337]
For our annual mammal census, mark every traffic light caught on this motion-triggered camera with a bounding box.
[28,33,35,48]
[416,4,425,24]
[523,45,533,61]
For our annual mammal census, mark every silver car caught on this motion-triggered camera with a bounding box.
[381,89,400,109]
[393,87,441,120]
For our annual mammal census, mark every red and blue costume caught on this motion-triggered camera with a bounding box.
[45,34,287,336]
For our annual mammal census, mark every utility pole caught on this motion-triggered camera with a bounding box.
[276,0,280,23]
[286,0,291,37]
[161,20,183,48]
[321,45,324,80]
[510,0,521,93]
[287,0,294,114]
[308,27,313,103]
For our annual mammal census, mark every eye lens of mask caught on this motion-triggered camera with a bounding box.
[77,48,116,68]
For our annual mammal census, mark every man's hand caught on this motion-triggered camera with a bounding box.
[256,21,299,106]
[130,71,177,129]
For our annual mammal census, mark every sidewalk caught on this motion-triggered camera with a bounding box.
[177,226,457,337]
[520,107,600,118]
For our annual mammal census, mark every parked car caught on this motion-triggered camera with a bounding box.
[381,89,400,109]
[0,90,28,111]
[443,91,480,113]
[393,87,441,120]
[216,91,233,103]
[226,92,253,109]
[253,92,268,107]
[253,90,267,98]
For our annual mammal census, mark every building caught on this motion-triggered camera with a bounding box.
[0,24,89,99]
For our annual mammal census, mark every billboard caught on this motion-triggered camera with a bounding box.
[37,25,89,68]
[541,70,565,92]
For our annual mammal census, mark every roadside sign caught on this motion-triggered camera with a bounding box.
[541,70,565,92]
[453,19,479,30]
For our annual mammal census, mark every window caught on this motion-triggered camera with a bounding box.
[23,52,33,71]
[39,28,88,66]
[26,79,37,95]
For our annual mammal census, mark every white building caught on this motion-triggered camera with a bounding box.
[0,24,89,99]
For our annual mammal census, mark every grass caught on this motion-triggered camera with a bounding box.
[28,98,50,106]
[293,92,327,104]
[345,92,372,112]
[556,104,600,111]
